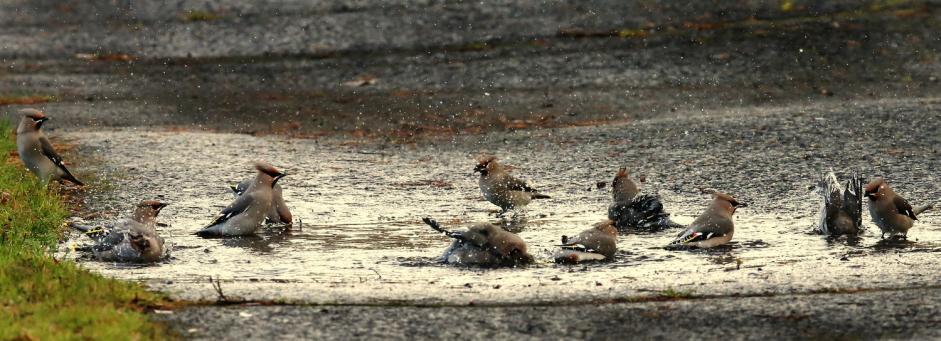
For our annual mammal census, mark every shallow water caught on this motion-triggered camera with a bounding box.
[59,112,941,304]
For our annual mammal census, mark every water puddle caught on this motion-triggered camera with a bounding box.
[58,127,941,304]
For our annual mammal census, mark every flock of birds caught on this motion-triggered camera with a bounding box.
[12,108,937,266]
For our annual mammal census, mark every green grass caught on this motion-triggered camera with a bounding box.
[658,288,694,299]
[180,10,220,22]
[0,121,169,340]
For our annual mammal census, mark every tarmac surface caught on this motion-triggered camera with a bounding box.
[158,287,941,340]
[4,0,941,339]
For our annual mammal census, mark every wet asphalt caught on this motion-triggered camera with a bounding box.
[159,287,941,340]
[5,0,941,339]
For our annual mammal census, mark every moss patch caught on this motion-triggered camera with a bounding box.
[0,120,169,339]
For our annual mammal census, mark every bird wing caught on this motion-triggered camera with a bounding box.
[92,229,128,253]
[206,192,254,227]
[671,229,725,245]
[232,179,252,196]
[39,136,83,185]
[894,195,917,220]
[558,230,600,252]
[671,216,729,245]
[841,174,863,228]
[503,175,539,192]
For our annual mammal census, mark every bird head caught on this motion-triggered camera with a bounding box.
[18,109,49,132]
[708,190,747,215]
[864,177,887,200]
[473,155,498,176]
[254,161,287,185]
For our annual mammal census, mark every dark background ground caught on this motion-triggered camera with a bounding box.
[3,0,941,139]
[4,0,941,339]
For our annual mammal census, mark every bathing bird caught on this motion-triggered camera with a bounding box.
[667,190,746,249]
[422,217,533,266]
[814,171,863,236]
[15,108,83,185]
[474,156,549,214]
[607,167,677,231]
[864,177,933,239]
[72,199,168,262]
[196,162,286,237]
[553,219,618,263]
[231,178,292,224]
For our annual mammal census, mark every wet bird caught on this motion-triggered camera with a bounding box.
[864,177,933,239]
[553,219,618,263]
[814,171,863,236]
[612,167,639,203]
[667,190,746,249]
[72,200,168,262]
[474,156,549,214]
[231,178,292,224]
[15,109,83,185]
[606,167,676,231]
[422,217,533,266]
[196,162,286,237]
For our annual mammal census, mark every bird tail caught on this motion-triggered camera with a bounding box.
[60,169,84,186]
[531,193,551,199]
[422,217,463,239]
[70,222,107,241]
[607,194,678,231]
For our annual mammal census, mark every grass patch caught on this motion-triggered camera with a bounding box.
[180,10,220,22]
[658,288,694,299]
[0,120,169,339]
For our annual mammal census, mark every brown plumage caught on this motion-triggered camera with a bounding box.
[474,156,549,212]
[554,220,618,263]
[864,177,932,238]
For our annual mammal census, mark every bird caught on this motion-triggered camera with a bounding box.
[231,178,292,224]
[667,190,746,249]
[196,162,286,237]
[474,156,549,214]
[612,167,639,203]
[422,217,533,266]
[606,167,676,231]
[553,219,618,263]
[814,171,863,236]
[864,177,933,239]
[71,199,168,262]
[15,109,84,186]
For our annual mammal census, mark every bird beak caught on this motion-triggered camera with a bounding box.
[156,203,169,210]
[35,117,49,128]
[273,172,287,184]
